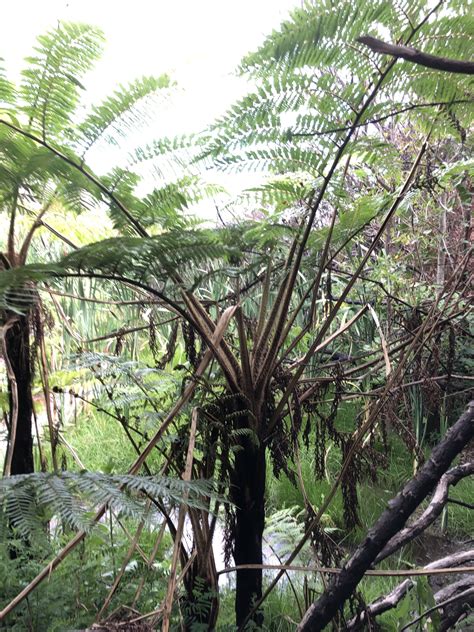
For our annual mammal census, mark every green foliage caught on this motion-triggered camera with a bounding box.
[20,23,104,138]
[1,4,473,631]
[0,471,219,537]
[0,521,171,631]
[76,74,173,156]
[204,0,472,178]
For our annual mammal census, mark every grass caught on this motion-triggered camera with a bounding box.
[263,402,473,629]
[267,403,473,544]
[19,395,473,630]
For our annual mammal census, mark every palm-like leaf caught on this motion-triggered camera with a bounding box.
[76,74,174,157]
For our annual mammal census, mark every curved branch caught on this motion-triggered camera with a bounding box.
[357,36,474,74]
[375,461,474,564]
[346,580,413,630]
[0,118,148,237]
[401,586,474,631]
[297,400,474,631]
[347,551,474,630]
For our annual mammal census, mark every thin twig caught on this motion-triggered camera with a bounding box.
[291,99,472,137]
[161,408,198,632]
[400,586,474,631]
[217,563,474,577]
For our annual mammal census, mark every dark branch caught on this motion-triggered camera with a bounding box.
[291,100,473,138]
[347,550,474,630]
[448,497,474,511]
[402,586,474,631]
[357,36,474,75]
[375,461,474,564]
[297,400,474,631]
[346,579,413,630]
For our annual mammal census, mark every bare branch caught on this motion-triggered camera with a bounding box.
[375,461,474,564]
[401,586,474,631]
[297,400,474,631]
[347,551,474,630]
[346,580,413,630]
[357,36,474,74]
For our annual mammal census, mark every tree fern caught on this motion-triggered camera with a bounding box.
[0,223,261,312]
[205,0,473,176]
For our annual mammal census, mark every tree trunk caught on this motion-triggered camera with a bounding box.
[231,435,266,627]
[5,314,34,475]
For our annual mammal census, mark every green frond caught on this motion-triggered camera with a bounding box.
[242,174,315,215]
[211,144,332,177]
[0,263,60,312]
[98,172,220,232]
[0,472,220,537]
[0,220,270,311]
[59,229,241,282]
[20,22,104,138]
[0,60,15,109]
[239,0,422,75]
[76,74,174,156]
[206,0,472,176]
[0,125,104,215]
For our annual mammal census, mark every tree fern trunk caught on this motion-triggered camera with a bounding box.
[232,435,266,627]
[5,314,34,474]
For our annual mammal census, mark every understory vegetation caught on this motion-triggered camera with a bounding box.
[0,1,473,630]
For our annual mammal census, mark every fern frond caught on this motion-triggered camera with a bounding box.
[20,22,104,138]
[76,74,174,157]
[0,472,220,537]
[59,229,232,283]
[206,0,472,177]
[0,59,15,109]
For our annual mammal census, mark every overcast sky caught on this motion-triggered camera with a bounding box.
[3,0,301,133]
[2,1,302,217]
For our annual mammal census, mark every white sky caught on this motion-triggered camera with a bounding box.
[2,0,303,219]
[2,0,301,133]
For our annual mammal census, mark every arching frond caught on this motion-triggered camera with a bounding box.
[20,22,104,138]
[205,0,473,176]
[0,472,220,537]
[0,59,15,109]
[76,74,174,157]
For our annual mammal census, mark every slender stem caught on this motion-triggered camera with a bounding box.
[0,118,148,237]
[291,99,472,137]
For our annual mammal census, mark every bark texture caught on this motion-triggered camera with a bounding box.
[5,314,34,474]
[375,461,474,563]
[231,435,266,627]
[357,36,474,74]
[297,400,474,631]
